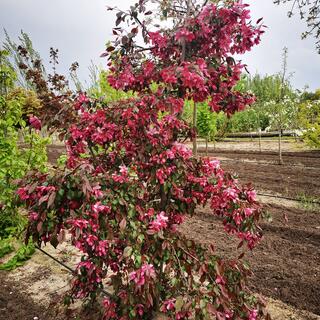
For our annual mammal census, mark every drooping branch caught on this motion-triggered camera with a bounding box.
[274,0,320,52]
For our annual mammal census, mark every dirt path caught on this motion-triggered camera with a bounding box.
[23,144,317,318]
[179,203,320,315]
[1,237,319,320]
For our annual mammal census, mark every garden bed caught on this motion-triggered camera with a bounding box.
[1,144,318,319]
[1,200,319,319]
[179,203,320,315]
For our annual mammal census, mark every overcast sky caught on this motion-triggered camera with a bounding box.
[1,0,319,91]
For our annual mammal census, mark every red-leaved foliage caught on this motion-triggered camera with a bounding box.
[19,1,270,319]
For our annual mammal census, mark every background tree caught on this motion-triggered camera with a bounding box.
[274,0,320,52]
[197,103,218,154]
[3,30,47,89]
[299,88,320,148]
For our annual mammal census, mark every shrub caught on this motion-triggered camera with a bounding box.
[19,1,269,319]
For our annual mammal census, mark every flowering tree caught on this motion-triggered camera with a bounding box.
[18,1,269,319]
[299,90,320,148]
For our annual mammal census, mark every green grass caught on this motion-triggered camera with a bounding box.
[296,193,320,211]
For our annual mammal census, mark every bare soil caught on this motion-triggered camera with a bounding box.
[46,144,320,314]
[179,203,320,315]
[213,150,320,198]
[188,139,306,153]
[0,143,318,319]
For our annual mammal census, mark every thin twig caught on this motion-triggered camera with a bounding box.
[35,245,112,297]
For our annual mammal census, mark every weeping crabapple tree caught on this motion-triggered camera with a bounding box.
[18,1,270,319]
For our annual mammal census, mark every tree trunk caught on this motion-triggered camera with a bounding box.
[205,136,208,156]
[278,129,283,165]
[258,128,262,153]
[192,101,197,157]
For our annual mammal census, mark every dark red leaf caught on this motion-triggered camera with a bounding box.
[256,17,263,24]
[238,252,245,259]
[237,241,244,249]
[107,46,115,52]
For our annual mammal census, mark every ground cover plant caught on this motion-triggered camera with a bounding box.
[0,49,49,269]
[17,1,271,319]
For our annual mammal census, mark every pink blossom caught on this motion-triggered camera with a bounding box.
[92,202,111,214]
[161,299,176,312]
[223,188,239,202]
[70,125,83,140]
[78,260,95,272]
[249,309,258,320]
[96,240,108,256]
[246,189,257,202]
[160,67,177,84]
[149,31,167,49]
[92,127,108,145]
[148,212,168,233]
[223,310,234,319]
[144,208,155,219]
[175,28,195,42]
[119,165,128,176]
[136,304,144,316]
[141,263,156,278]
[156,168,167,184]
[209,159,220,170]
[29,211,39,221]
[75,93,89,111]
[85,234,98,247]
[244,207,253,217]
[70,219,89,230]
[103,298,118,320]
[233,211,243,225]
[29,115,42,130]
[17,187,29,200]
[215,275,226,285]
[129,264,156,289]
[92,185,103,198]
[172,142,192,159]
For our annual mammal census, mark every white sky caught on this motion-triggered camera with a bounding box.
[0,0,319,91]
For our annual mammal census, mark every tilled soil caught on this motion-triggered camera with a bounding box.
[47,146,320,199]
[179,203,320,315]
[203,149,320,199]
[0,270,65,320]
[221,160,320,198]
[1,203,319,319]
[41,145,320,316]
[0,268,102,320]
[201,148,320,168]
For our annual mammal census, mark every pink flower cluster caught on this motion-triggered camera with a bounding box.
[29,115,42,130]
[129,264,156,290]
[148,212,168,234]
